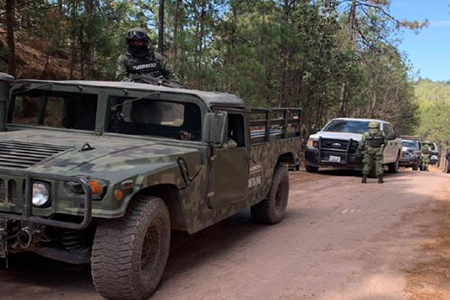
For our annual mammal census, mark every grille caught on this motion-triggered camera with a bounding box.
[320,138,358,157]
[321,138,358,152]
[0,179,4,203]
[0,141,72,169]
[320,138,359,162]
[0,179,20,205]
[8,180,17,204]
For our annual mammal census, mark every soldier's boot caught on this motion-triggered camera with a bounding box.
[378,175,384,184]
[362,175,368,184]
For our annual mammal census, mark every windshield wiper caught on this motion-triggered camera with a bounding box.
[12,83,53,95]
[112,91,161,109]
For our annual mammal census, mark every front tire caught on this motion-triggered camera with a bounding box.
[251,164,290,224]
[92,195,170,300]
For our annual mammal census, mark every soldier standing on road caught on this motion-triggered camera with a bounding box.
[421,144,431,171]
[115,28,180,84]
[357,121,387,184]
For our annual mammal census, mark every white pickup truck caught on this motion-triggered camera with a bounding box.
[305,118,402,174]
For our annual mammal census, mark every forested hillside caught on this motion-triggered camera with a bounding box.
[414,80,450,144]
[0,0,427,135]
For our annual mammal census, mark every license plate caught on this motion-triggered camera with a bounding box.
[431,155,438,160]
[329,155,341,162]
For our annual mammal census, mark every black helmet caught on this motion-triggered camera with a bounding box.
[125,28,150,44]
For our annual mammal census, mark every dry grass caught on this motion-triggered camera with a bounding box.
[0,32,80,80]
[405,200,450,300]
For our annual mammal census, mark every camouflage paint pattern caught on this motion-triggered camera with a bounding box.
[181,136,301,234]
[0,79,301,235]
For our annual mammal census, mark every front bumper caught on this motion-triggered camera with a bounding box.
[399,156,418,167]
[305,147,363,169]
[429,156,439,165]
[0,169,92,230]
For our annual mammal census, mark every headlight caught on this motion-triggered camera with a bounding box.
[307,138,318,148]
[32,182,51,207]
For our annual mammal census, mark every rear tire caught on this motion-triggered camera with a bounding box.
[251,164,289,224]
[388,154,400,173]
[305,165,319,173]
[412,164,418,171]
[92,195,170,300]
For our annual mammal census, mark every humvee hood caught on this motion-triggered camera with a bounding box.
[0,129,200,176]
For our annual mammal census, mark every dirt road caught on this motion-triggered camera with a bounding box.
[1,168,449,300]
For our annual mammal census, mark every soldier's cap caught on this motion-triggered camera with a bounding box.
[368,121,380,129]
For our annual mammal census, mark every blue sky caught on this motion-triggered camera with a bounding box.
[391,0,450,81]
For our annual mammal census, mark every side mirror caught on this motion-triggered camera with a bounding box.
[0,73,15,132]
[204,112,228,146]
[387,133,396,140]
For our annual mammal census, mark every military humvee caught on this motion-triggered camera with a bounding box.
[0,73,301,300]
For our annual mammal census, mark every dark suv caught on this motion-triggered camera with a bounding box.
[400,137,421,171]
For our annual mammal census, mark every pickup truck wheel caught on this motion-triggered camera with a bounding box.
[251,164,289,224]
[91,195,170,300]
[412,164,419,171]
[388,155,400,173]
[305,165,319,173]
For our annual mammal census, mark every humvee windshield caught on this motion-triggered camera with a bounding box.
[107,97,202,141]
[8,91,98,131]
[322,120,369,134]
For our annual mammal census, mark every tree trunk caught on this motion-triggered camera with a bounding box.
[6,0,17,78]
[158,0,165,55]
[79,27,85,79]
[280,0,290,107]
[339,81,347,116]
[173,0,182,69]
[85,0,94,79]
[69,30,77,79]
[198,0,206,89]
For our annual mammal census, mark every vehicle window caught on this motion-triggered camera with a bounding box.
[228,114,245,148]
[402,140,419,149]
[322,120,369,134]
[383,123,394,136]
[107,97,202,141]
[9,91,98,131]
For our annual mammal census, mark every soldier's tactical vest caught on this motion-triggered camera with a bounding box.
[127,52,163,78]
[367,132,384,148]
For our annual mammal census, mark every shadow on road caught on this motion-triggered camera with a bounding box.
[0,209,269,298]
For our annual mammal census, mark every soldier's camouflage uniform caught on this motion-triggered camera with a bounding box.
[421,144,431,171]
[115,51,180,83]
[116,28,180,84]
[358,123,387,183]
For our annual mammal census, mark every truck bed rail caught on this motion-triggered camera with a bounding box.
[249,108,302,144]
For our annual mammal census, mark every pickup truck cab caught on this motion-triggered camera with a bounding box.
[0,73,301,300]
[305,118,402,174]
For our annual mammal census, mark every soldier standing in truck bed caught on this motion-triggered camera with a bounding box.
[357,121,387,184]
[115,28,180,84]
